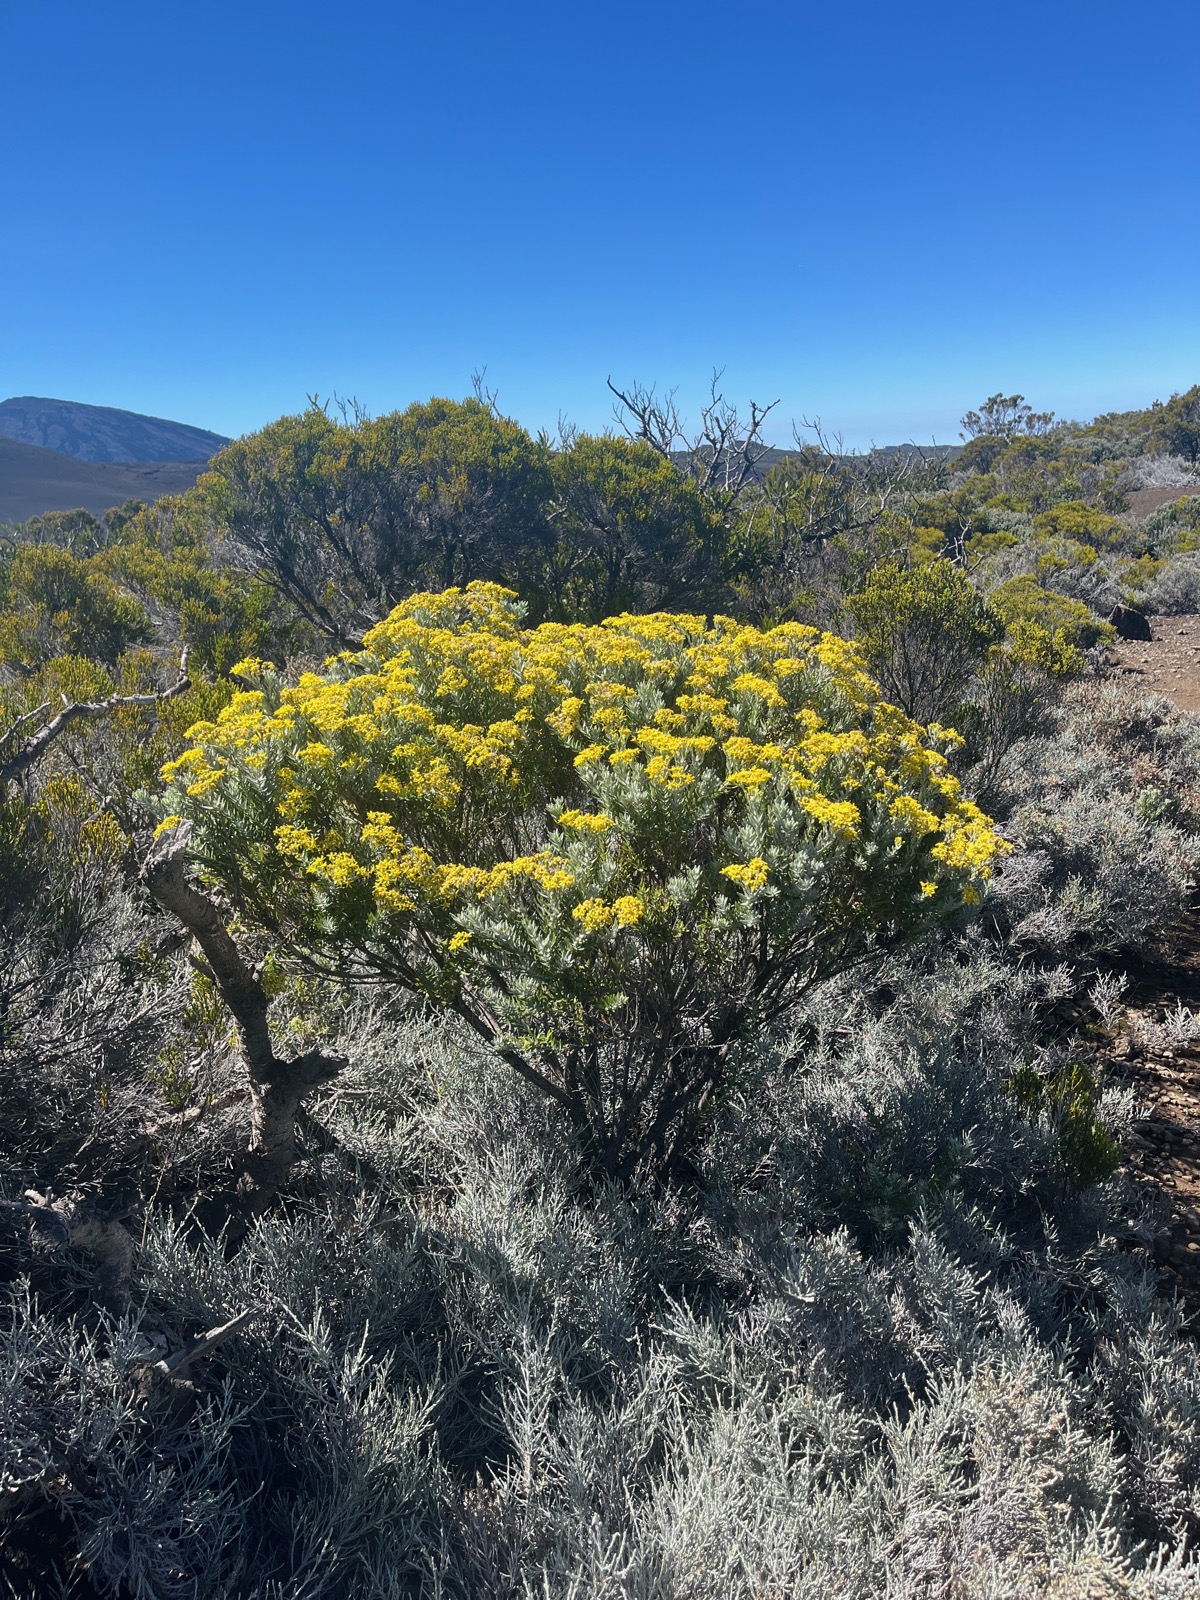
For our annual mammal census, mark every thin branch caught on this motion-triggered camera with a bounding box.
[608,372,779,498]
[606,377,685,458]
[471,367,501,416]
[159,1307,264,1376]
[0,699,52,749]
[0,649,191,789]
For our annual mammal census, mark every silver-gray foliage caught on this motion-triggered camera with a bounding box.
[2,956,1198,1598]
[1137,552,1200,616]
[988,682,1200,956]
[5,686,1200,1596]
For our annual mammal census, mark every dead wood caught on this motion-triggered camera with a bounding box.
[0,649,192,790]
[140,822,346,1202]
[128,1306,264,1412]
[3,1188,135,1307]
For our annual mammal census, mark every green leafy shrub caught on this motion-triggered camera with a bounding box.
[987,574,1114,673]
[1142,493,1200,552]
[545,432,721,621]
[156,582,1004,1180]
[0,542,151,670]
[1008,1061,1121,1188]
[186,398,557,644]
[1032,499,1124,548]
[844,558,1002,724]
[1147,384,1200,462]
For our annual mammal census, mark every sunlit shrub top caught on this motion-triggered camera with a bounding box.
[160,582,1002,983]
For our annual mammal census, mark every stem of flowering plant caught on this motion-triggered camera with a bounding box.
[141,822,346,1199]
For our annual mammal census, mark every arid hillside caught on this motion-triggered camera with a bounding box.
[0,436,210,523]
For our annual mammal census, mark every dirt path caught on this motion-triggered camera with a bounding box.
[1102,947,1200,1299]
[1100,623,1200,1299]
[1111,613,1200,714]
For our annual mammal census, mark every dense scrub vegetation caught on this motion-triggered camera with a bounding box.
[3,382,1200,1597]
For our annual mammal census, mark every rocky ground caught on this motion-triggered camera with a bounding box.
[1112,613,1200,715]
[1102,621,1200,1307]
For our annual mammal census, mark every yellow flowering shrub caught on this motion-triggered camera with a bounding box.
[158,582,1005,1179]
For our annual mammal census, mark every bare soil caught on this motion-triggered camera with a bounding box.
[1124,485,1200,519]
[1111,614,1200,714]
[0,436,208,524]
[1103,946,1200,1301]
[1099,626,1200,1303]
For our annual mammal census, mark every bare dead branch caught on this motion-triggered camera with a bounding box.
[607,376,687,458]
[160,1306,264,1376]
[471,367,501,415]
[696,373,780,495]
[608,372,779,499]
[0,650,191,790]
[125,1307,266,1411]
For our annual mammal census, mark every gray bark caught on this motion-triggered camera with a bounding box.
[0,650,191,789]
[141,823,345,1194]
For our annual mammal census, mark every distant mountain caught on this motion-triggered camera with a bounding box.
[0,436,211,525]
[0,396,229,464]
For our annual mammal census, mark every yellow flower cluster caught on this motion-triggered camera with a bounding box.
[557,809,613,834]
[161,583,1006,949]
[572,895,644,930]
[721,858,770,892]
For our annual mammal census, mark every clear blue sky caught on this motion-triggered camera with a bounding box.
[3,0,1198,449]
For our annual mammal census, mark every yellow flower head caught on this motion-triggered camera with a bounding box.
[721,858,769,892]
[573,897,615,932]
[557,809,613,834]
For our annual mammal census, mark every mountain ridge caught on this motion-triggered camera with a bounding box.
[0,396,229,464]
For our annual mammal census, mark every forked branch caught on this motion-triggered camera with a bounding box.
[141,823,346,1192]
[0,649,192,790]
[607,372,780,498]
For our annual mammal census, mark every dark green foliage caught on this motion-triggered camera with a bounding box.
[1148,385,1200,462]
[1008,1061,1122,1188]
[191,398,557,642]
[960,392,1057,443]
[544,432,721,619]
[845,557,1002,723]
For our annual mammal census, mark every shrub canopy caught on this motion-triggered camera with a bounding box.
[159,583,1005,1178]
[845,558,1003,723]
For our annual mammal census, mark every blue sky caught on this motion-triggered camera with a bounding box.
[3,0,1198,449]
